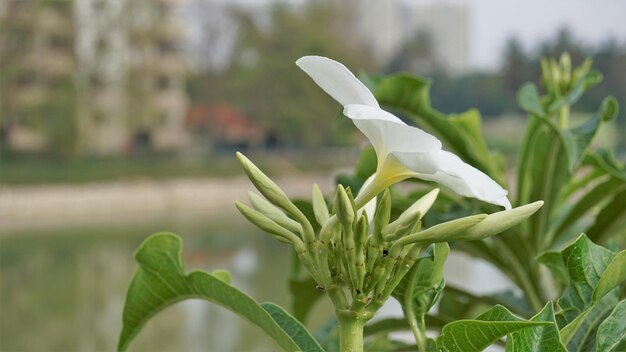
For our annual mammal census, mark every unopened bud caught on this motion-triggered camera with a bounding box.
[312,184,330,226]
[373,189,391,243]
[383,189,438,237]
[335,185,355,226]
[390,214,487,257]
[235,201,302,246]
[464,201,544,240]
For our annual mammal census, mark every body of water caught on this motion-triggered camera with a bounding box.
[0,218,322,351]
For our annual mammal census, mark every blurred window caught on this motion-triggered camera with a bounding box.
[49,34,72,51]
[16,72,36,86]
[157,40,175,54]
[156,76,169,90]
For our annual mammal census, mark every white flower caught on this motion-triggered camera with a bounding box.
[296,55,511,210]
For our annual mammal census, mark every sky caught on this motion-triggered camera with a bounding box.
[466,0,626,69]
[187,0,626,71]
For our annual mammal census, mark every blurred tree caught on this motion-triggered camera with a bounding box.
[187,1,375,147]
[501,37,536,93]
[385,30,439,75]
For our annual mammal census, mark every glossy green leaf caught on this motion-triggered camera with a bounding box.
[505,303,566,351]
[555,234,616,326]
[564,292,619,351]
[118,232,317,352]
[593,250,626,302]
[537,251,569,284]
[437,305,550,352]
[371,73,505,184]
[548,234,623,350]
[261,302,324,352]
[596,300,626,352]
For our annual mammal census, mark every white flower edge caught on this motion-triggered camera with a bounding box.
[297,55,511,210]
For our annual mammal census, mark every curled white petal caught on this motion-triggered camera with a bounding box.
[343,104,442,158]
[390,151,510,209]
[296,56,379,107]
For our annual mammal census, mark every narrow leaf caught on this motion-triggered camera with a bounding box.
[261,302,324,352]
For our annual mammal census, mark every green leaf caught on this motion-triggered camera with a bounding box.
[392,243,449,317]
[517,83,546,117]
[593,250,626,302]
[553,177,626,240]
[118,232,317,352]
[371,73,505,184]
[261,302,324,352]
[506,302,566,351]
[563,292,619,351]
[516,115,570,245]
[547,234,623,351]
[554,234,616,326]
[537,251,569,285]
[597,300,626,352]
[584,149,626,182]
[560,96,619,170]
[437,305,550,352]
[587,189,626,244]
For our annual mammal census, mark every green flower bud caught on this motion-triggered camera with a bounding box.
[390,214,487,257]
[335,185,355,226]
[312,184,330,226]
[372,188,391,243]
[383,188,438,237]
[248,192,302,234]
[464,201,544,240]
[237,152,315,243]
[235,201,303,247]
[354,214,368,290]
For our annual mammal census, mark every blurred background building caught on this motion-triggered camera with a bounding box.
[1,0,189,156]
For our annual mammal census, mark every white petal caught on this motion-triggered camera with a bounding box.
[296,56,379,108]
[356,175,377,221]
[344,104,442,157]
[389,150,510,208]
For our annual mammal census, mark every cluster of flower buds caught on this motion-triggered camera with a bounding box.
[235,152,543,318]
[540,52,599,103]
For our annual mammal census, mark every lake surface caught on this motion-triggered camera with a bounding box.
[0,217,331,352]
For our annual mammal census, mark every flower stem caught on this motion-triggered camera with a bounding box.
[337,312,365,352]
[406,309,427,352]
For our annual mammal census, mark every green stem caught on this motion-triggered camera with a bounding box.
[558,105,569,128]
[406,311,427,352]
[337,311,365,352]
